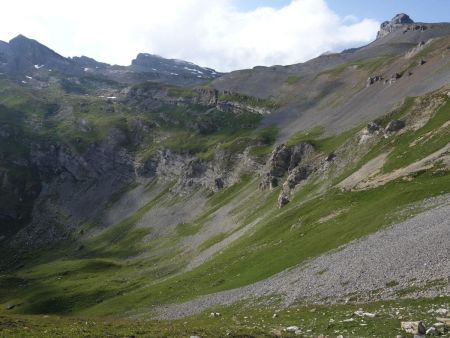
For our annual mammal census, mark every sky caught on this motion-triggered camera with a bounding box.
[0,0,448,72]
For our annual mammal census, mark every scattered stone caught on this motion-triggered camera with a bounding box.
[419,59,426,66]
[426,326,438,336]
[286,326,299,332]
[432,322,449,335]
[385,120,406,132]
[326,153,336,161]
[5,304,16,310]
[435,308,448,316]
[190,336,201,338]
[354,309,376,318]
[209,312,220,318]
[367,75,383,87]
[270,329,282,337]
[272,313,278,318]
[401,321,426,335]
[436,317,450,325]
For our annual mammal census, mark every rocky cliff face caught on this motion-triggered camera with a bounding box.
[3,123,261,249]
[127,85,274,116]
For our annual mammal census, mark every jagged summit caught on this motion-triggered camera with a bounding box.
[377,13,415,39]
[391,13,414,25]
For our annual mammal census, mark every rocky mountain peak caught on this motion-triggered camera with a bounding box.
[377,13,415,39]
[5,34,73,74]
[131,53,221,80]
[391,13,414,25]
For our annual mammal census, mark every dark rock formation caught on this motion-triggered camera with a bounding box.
[367,122,381,134]
[259,142,316,207]
[367,75,383,87]
[385,120,406,132]
[260,144,292,190]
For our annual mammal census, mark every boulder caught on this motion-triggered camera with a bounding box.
[354,310,376,318]
[436,317,450,325]
[214,177,224,190]
[386,120,406,132]
[326,153,336,161]
[432,322,449,335]
[401,321,427,335]
[426,326,438,336]
[367,122,381,134]
[286,326,299,332]
[435,308,448,316]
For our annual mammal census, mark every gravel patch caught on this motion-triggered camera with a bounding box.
[154,195,450,319]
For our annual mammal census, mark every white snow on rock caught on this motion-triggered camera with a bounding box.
[184,66,204,74]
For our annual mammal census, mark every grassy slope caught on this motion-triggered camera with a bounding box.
[1,296,449,337]
[1,89,448,320]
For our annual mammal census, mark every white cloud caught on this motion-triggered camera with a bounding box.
[0,0,380,71]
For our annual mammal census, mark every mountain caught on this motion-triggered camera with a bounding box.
[0,35,77,75]
[212,13,450,139]
[0,14,449,337]
[0,34,222,86]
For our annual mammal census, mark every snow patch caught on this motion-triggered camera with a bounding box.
[184,66,204,74]
[34,64,44,69]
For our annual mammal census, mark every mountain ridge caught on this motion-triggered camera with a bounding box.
[0,34,222,86]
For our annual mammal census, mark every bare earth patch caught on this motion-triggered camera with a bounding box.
[354,143,450,190]
[337,153,388,190]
